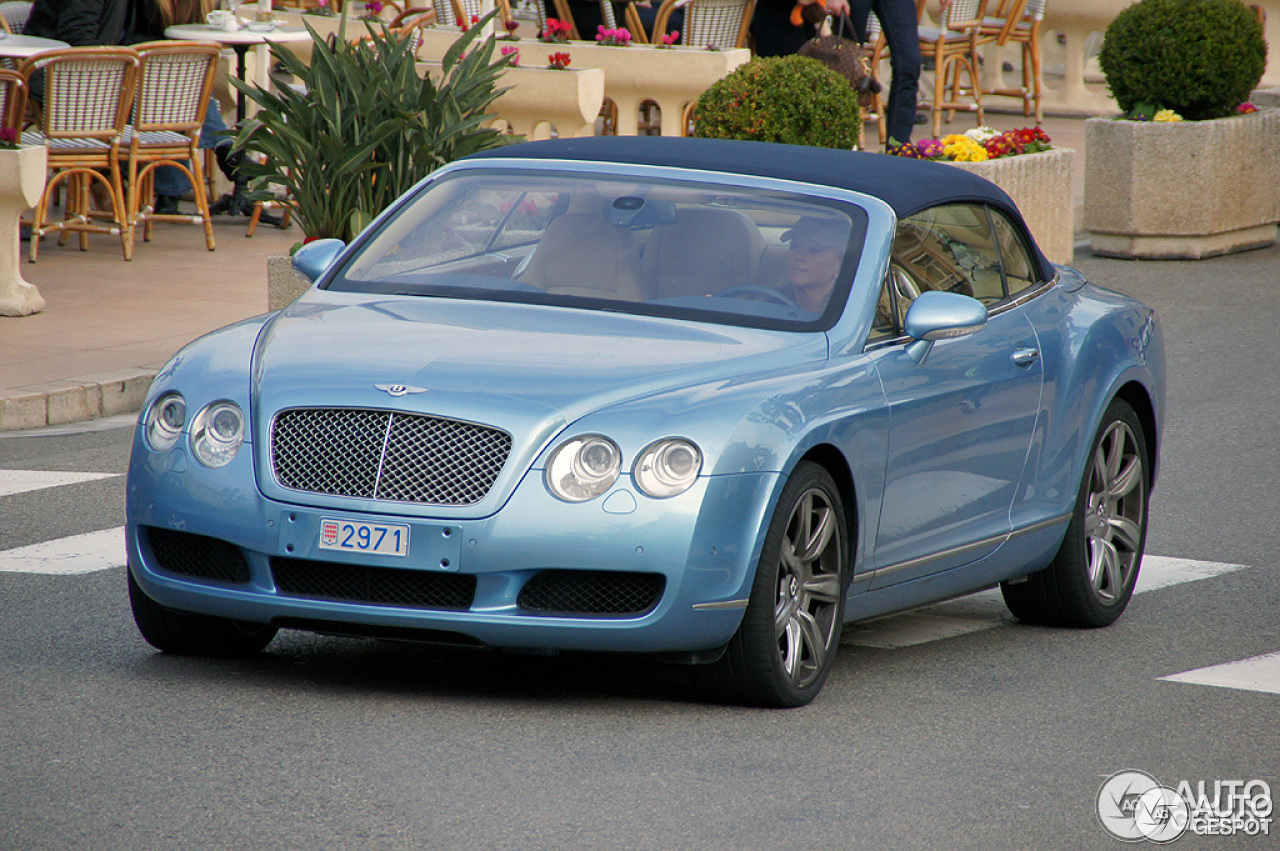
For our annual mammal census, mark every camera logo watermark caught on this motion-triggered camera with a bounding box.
[1097,770,1272,843]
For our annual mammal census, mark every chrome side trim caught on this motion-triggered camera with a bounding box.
[865,512,1073,582]
[693,598,750,611]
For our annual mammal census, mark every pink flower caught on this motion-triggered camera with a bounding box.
[500,45,519,65]
[595,25,632,46]
[659,31,678,46]
[1237,102,1259,114]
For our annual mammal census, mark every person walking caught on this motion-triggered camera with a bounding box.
[846,0,922,145]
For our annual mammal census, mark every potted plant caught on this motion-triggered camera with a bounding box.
[693,55,861,150]
[229,14,519,308]
[888,126,1075,265]
[1084,0,1278,259]
[0,130,48,316]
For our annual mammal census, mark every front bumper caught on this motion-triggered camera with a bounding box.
[126,438,779,654]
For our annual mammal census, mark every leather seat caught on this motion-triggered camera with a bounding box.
[520,213,646,302]
[641,207,764,300]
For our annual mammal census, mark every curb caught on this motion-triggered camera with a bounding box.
[0,368,157,432]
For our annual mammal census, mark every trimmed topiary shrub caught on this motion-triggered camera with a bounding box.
[1098,0,1266,121]
[693,55,861,149]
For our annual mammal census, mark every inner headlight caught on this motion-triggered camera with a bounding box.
[634,438,702,498]
[545,435,621,502]
[190,401,245,468]
[143,392,185,451]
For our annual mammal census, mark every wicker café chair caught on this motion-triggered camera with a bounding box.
[652,0,754,49]
[0,0,32,34]
[544,0,645,42]
[0,67,26,132]
[434,0,514,29]
[975,0,1046,123]
[19,46,140,262]
[917,0,988,138]
[125,41,221,250]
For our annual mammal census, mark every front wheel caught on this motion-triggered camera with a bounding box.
[129,568,277,657]
[1002,399,1149,627]
[698,461,848,707]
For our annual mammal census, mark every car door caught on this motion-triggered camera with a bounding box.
[865,203,1044,587]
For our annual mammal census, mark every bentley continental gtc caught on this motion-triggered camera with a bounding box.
[126,137,1164,707]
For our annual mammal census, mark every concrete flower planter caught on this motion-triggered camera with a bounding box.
[1084,109,1280,259]
[418,62,604,139]
[949,147,1076,266]
[0,145,49,317]
[268,254,311,311]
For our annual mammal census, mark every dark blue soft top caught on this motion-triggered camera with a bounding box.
[467,136,1056,280]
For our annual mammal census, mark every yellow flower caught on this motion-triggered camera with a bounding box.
[942,136,989,162]
[1153,109,1183,122]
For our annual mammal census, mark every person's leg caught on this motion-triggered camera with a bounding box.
[872,0,921,144]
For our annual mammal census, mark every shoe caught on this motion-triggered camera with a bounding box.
[154,195,180,215]
[214,144,247,185]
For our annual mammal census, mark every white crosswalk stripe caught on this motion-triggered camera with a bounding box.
[842,556,1248,649]
[1160,652,1280,697]
[0,527,125,575]
[0,469,121,497]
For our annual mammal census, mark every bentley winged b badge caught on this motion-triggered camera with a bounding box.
[375,383,428,398]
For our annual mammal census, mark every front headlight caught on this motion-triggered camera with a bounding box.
[545,435,621,502]
[143,392,185,451]
[634,438,702,498]
[190,401,245,468]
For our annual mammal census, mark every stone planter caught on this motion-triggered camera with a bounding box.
[1084,109,1280,259]
[0,145,49,317]
[949,147,1075,266]
[268,254,311,311]
[420,31,750,135]
[418,62,604,139]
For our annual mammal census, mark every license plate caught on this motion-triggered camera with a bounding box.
[318,518,410,557]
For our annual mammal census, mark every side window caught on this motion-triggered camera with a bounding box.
[874,203,1009,339]
[990,210,1038,296]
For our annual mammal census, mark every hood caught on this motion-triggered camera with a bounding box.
[252,290,826,516]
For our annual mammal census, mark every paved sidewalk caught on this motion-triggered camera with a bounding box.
[0,112,1190,431]
[1,216,296,430]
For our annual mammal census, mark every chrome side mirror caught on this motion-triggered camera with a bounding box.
[903,291,988,364]
[291,239,346,283]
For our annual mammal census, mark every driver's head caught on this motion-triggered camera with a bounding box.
[782,217,846,309]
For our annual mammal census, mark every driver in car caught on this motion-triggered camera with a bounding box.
[780,216,848,313]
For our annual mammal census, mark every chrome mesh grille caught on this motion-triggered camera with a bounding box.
[271,408,512,505]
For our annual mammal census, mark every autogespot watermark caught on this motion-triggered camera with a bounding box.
[1097,770,1273,843]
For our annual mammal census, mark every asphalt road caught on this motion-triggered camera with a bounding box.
[2,244,1278,850]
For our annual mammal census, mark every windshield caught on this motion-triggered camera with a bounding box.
[327,169,869,331]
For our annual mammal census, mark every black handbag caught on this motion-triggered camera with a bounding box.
[797,15,883,105]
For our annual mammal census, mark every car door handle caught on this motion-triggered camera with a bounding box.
[1012,347,1040,368]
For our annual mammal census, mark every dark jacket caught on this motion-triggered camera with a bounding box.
[25,0,130,46]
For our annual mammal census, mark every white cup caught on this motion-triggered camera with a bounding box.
[206,10,239,31]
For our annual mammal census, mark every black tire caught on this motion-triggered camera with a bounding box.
[128,568,277,657]
[1002,399,1150,627]
[699,461,848,707]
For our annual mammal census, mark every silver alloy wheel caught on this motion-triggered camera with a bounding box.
[774,488,843,689]
[1085,419,1145,603]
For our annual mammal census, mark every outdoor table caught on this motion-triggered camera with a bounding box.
[164,23,311,123]
[165,23,310,216]
[0,34,70,60]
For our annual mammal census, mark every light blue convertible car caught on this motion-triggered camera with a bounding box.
[127,137,1164,707]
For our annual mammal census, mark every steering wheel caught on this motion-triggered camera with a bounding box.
[717,285,798,307]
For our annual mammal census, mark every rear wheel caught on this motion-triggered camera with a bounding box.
[1002,399,1149,627]
[699,462,848,707]
[129,568,277,657]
